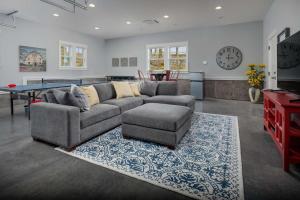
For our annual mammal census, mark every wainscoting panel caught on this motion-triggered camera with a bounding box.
[205,80,249,101]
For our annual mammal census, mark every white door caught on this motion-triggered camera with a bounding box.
[267,33,278,89]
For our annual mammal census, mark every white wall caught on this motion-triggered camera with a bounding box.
[105,21,263,80]
[0,19,106,85]
[263,0,300,65]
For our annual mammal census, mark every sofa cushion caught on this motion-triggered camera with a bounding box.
[80,85,100,107]
[122,103,191,131]
[140,95,150,101]
[112,81,134,99]
[130,82,141,96]
[80,104,120,129]
[144,95,195,110]
[93,83,116,101]
[102,97,144,113]
[140,81,158,96]
[157,81,177,95]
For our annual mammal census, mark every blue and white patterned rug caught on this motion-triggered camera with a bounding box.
[56,112,244,200]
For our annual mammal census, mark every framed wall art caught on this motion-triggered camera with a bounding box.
[112,58,119,67]
[121,57,128,67]
[19,46,46,72]
[129,57,138,67]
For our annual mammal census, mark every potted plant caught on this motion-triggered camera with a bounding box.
[246,64,266,103]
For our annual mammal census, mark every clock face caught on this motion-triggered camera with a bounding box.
[216,46,243,70]
[277,43,300,69]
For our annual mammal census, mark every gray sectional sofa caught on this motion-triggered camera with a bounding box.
[31,81,195,151]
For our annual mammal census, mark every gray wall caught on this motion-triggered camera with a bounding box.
[105,21,263,80]
[263,0,300,65]
[0,19,106,86]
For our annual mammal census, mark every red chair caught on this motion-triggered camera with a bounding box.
[147,70,156,81]
[138,70,155,81]
[138,70,145,81]
[164,70,171,81]
[169,71,180,81]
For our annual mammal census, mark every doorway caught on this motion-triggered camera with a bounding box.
[267,31,278,89]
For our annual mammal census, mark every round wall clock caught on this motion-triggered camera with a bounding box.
[216,46,243,70]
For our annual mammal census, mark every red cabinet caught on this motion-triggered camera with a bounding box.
[263,91,300,171]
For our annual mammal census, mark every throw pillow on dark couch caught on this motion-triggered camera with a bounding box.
[52,89,84,111]
[140,81,158,96]
[70,84,90,111]
[44,90,58,104]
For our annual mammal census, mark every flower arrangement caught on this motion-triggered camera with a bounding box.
[246,64,266,88]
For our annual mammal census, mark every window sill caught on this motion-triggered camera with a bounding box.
[59,67,88,71]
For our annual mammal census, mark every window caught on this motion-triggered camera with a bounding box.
[149,47,165,71]
[147,42,188,72]
[59,41,87,70]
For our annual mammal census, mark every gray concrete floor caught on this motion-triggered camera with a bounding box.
[0,99,300,200]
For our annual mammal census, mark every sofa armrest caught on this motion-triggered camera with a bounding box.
[31,102,80,149]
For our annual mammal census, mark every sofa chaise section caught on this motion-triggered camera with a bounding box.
[143,81,195,111]
[144,95,195,111]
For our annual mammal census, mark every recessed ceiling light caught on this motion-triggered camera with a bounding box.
[215,6,222,10]
[163,15,169,19]
[126,21,132,25]
[94,26,101,30]
[89,3,95,8]
[53,13,59,17]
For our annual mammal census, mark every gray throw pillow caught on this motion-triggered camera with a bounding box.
[52,89,83,111]
[70,84,90,111]
[52,89,66,104]
[45,90,58,104]
[41,93,48,102]
[140,81,159,96]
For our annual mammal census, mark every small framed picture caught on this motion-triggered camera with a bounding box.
[121,57,128,67]
[277,28,290,43]
[129,57,138,67]
[112,58,119,67]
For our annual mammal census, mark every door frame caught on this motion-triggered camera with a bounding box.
[267,30,278,89]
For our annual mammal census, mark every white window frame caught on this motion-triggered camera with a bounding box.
[59,40,88,70]
[146,41,188,72]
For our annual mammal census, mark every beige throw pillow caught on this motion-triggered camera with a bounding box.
[130,83,141,96]
[112,82,134,99]
[80,85,100,107]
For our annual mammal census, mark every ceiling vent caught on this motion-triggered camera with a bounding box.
[0,10,18,29]
[40,0,89,13]
[142,19,159,25]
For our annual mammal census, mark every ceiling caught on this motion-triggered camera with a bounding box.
[0,0,273,39]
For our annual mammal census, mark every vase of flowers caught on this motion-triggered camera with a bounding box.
[246,64,266,103]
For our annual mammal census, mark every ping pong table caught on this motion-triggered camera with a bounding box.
[0,83,81,120]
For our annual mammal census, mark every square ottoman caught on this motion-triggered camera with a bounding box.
[122,103,192,149]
